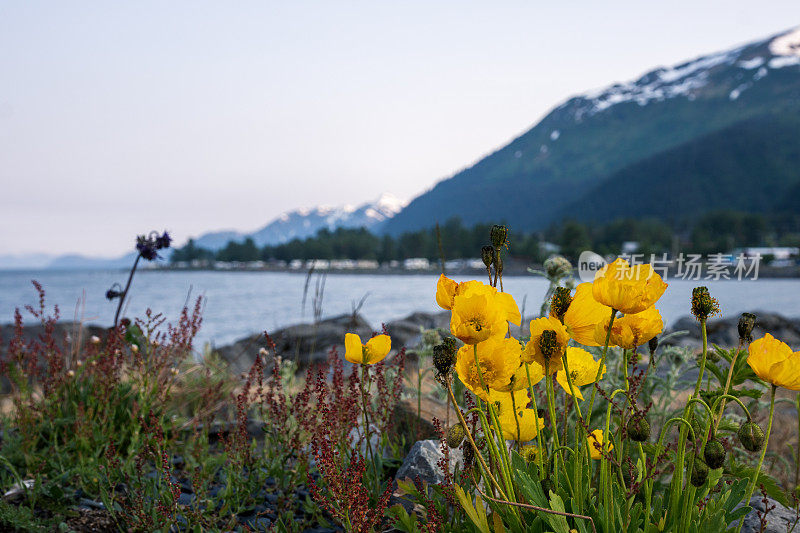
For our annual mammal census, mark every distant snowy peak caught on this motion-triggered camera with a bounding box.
[565,26,800,120]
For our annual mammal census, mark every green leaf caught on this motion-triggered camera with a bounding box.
[454,484,491,533]
[543,491,571,533]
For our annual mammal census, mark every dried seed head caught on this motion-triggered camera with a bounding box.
[738,313,757,344]
[538,330,560,361]
[481,245,495,268]
[648,336,659,357]
[691,286,720,321]
[490,225,508,249]
[550,287,573,322]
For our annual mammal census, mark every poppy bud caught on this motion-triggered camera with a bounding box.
[648,336,659,357]
[550,287,573,322]
[738,313,757,344]
[481,245,495,268]
[540,477,554,496]
[520,445,538,464]
[622,463,639,487]
[446,423,466,449]
[691,286,719,321]
[703,439,726,469]
[738,420,765,452]
[538,330,560,361]
[627,415,651,442]
[690,456,709,487]
[490,225,508,249]
[537,408,546,419]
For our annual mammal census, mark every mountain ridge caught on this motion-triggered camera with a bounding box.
[382,26,800,235]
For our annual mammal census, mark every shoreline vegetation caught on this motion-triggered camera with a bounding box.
[3,227,800,532]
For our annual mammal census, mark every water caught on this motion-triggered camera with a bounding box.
[1,269,799,348]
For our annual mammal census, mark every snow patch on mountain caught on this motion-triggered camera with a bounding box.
[191,193,407,250]
[770,27,800,57]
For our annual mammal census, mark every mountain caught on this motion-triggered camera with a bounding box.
[383,27,800,235]
[194,193,406,250]
[0,253,56,270]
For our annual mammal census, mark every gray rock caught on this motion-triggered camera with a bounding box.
[384,312,449,352]
[395,439,463,486]
[738,495,799,533]
[215,310,449,376]
[215,313,373,375]
[663,312,800,350]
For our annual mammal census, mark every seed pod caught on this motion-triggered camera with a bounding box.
[648,336,659,357]
[481,245,495,268]
[446,423,466,449]
[490,225,508,249]
[691,286,720,321]
[550,287,573,322]
[690,456,709,487]
[738,420,765,452]
[627,416,651,443]
[433,344,455,377]
[462,442,474,470]
[540,477,554,496]
[738,313,757,344]
[538,330,560,361]
[703,439,726,469]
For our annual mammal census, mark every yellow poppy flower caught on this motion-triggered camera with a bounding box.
[587,429,612,460]
[592,258,668,315]
[594,306,663,350]
[747,334,800,391]
[450,292,510,345]
[436,275,521,326]
[455,336,521,400]
[557,283,612,347]
[344,333,391,365]
[523,317,570,373]
[491,389,544,442]
[556,346,606,400]
[495,361,545,392]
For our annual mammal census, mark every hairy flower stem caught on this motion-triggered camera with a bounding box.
[525,363,546,474]
[736,384,776,533]
[586,308,616,457]
[560,345,586,510]
[473,345,516,502]
[545,361,563,486]
[713,338,744,433]
[671,319,709,522]
[359,363,379,498]
[113,254,141,329]
[445,381,507,498]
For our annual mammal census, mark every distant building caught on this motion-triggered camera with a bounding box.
[404,258,430,270]
[733,247,799,260]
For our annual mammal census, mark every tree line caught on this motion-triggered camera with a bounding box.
[170,211,800,265]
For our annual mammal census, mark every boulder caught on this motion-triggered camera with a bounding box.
[662,312,800,350]
[215,313,373,375]
[215,311,450,376]
[738,495,799,533]
[395,439,463,487]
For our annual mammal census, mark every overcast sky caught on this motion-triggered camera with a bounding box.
[2,2,799,256]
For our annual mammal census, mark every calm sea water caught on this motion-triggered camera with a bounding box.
[1,269,799,348]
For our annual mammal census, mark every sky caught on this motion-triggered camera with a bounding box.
[2,2,800,257]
